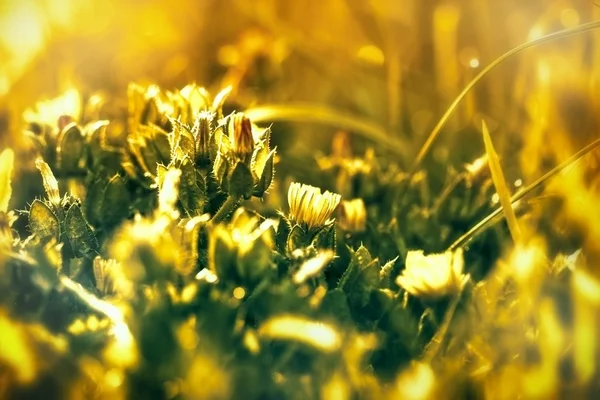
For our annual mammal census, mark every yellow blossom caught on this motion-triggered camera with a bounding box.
[338,198,367,233]
[288,182,341,230]
[396,248,468,298]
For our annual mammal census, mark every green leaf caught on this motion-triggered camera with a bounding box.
[338,246,380,306]
[213,151,229,190]
[101,175,130,227]
[228,161,254,199]
[237,223,275,284]
[171,120,195,160]
[320,288,352,323]
[83,174,105,225]
[65,204,98,258]
[311,223,336,252]
[379,257,399,289]
[209,225,236,280]
[173,215,209,276]
[153,128,172,164]
[29,199,60,241]
[178,156,206,216]
[253,149,276,197]
[58,124,85,172]
[286,224,307,254]
[212,86,232,119]
[138,139,160,176]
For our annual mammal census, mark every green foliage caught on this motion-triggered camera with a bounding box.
[2,83,595,400]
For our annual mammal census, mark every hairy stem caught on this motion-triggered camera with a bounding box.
[211,195,241,224]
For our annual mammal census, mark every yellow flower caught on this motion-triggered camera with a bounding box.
[396,248,468,298]
[338,198,367,233]
[288,182,341,230]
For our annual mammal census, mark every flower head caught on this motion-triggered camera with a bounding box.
[396,248,468,298]
[288,183,341,231]
[338,198,367,233]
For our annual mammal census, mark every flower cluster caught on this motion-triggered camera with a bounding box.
[24,89,107,176]
[211,112,275,199]
[124,84,275,218]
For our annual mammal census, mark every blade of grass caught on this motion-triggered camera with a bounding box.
[407,20,600,179]
[449,136,600,251]
[481,121,522,244]
[245,104,407,155]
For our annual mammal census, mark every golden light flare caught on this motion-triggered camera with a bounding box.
[391,362,436,400]
[232,286,246,300]
[0,311,36,383]
[356,45,385,66]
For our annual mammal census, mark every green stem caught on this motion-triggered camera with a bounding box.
[421,276,470,363]
[431,172,466,214]
[211,196,241,224]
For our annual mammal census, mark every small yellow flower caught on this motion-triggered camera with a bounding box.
[338,198,367,233]
[288,182,341,230]
[396,248,468,298]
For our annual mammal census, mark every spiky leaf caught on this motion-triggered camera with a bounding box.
[228,161,254,199]
[101,175,130,227]
[29,199,60,241]
[65,204,98,258]
[58,124,85,172]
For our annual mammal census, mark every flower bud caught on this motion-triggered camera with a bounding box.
[193,110,213,164]
[230,113,254,161]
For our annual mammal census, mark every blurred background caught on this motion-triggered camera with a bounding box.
[0,0,599,187]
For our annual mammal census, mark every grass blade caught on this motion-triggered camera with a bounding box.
[245,104,407,156]
[481,121,522,244]
[407,20,600,179]
[449,136,600,251]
